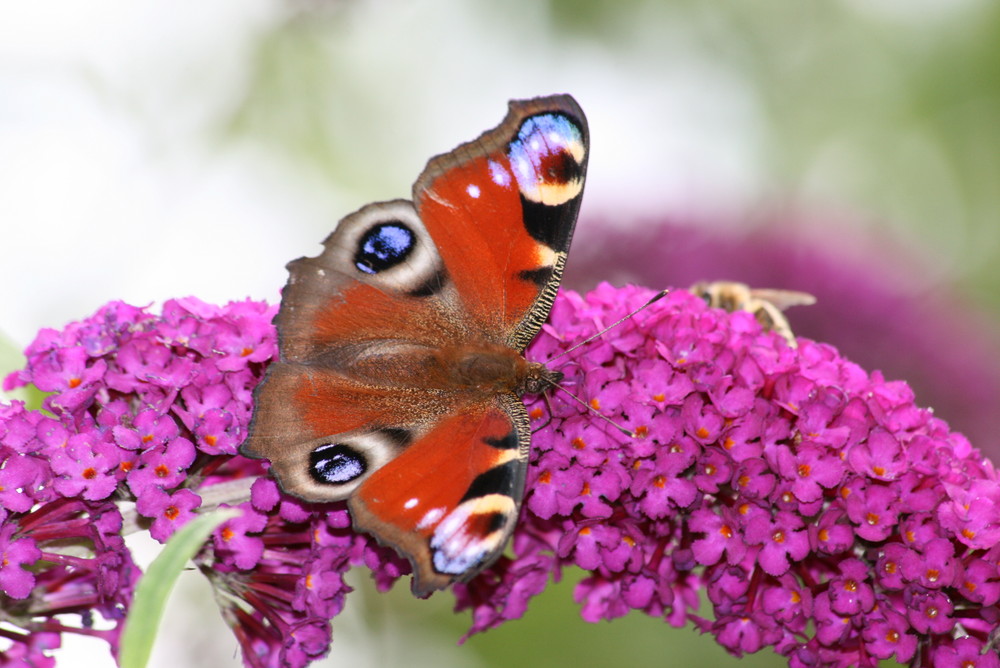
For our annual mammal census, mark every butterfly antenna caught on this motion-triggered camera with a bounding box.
[548,380,636,438]
[546,288,669,365]
[535,289,668,439]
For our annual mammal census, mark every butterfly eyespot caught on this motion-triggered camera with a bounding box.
[354,222,416,274]
[430,495,515,575]
[508,113,586,207]
[309,443,367,485]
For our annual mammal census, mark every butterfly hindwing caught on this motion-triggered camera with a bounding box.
[246,362,420,502]
[242,94,589,594]
[350,394,529,594]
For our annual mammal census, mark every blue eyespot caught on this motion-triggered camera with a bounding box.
[507,113,585,204]
[310,443,366,485]
[354,222,415,274]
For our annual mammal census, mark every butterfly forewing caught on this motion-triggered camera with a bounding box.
[415,95,589,349]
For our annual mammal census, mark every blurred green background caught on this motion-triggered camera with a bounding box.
[3,0,998,666]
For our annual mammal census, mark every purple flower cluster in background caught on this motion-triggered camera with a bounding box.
[2,286,999,667]
[564,219,1000,462]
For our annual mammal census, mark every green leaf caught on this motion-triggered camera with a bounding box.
[0,329,26,401]
[119,508,241,668]
[0,330,53,412]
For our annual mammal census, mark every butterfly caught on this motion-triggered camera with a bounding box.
[241,95,589,595]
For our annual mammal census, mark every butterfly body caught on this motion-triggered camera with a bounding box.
[242,95,588,594]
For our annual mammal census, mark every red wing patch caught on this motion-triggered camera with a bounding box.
[350,399,526,595]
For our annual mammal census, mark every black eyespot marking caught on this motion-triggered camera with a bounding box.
[354,222,416,274]
[506,110,586,246]
[539,148,584,187]
[408,267,448,297]
[518,266,553,287]
[461,460,518,502]
[485,511,507,534]
[484,431,518,450]
[379,427,413,448]
[520,195,581,249]
[309,443,366,485]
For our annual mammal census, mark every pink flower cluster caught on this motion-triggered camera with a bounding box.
[0,298,404,667]
[461,284,1000,667]
[2,285,1000,668]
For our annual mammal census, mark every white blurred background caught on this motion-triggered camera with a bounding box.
[3,1,999,666]
[1,1,763,344]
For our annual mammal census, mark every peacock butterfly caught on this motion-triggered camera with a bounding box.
[241,94,589,595]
